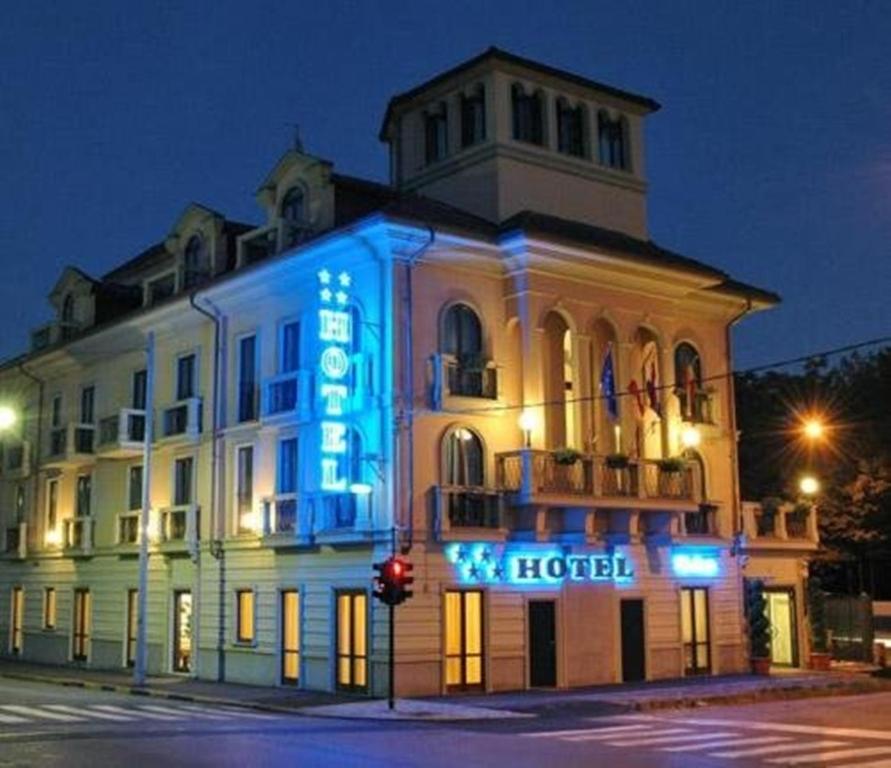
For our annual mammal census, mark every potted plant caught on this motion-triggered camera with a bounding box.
[552,447,582,466]
[745,579,772,675]
[758,496,783,536]
[605,452,630,470]
[808,577,831,670]
[657,457,686,473]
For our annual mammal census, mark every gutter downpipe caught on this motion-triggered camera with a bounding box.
[189,291,224,682]
[17,362,44,550]
[400,225,435,554]
[726,297,753,539]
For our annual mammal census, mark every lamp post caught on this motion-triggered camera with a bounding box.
[518,410,536,449]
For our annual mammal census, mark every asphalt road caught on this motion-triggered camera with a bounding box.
[1,678,891,767]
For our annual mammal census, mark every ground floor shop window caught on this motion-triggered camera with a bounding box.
[44,587,56,630]
[680,586,710,675]
[126,589,138,667]
[335,591,367,692]
[72,588,91,661]
[281,590,300,684]
[10,587,24,655]
[445,590,484,690]
[236,589,256,644]
[764,588,798,666]
[173,591,192,673]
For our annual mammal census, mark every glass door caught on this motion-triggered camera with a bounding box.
[765,589,798,666]
[281,590,300,684]
[681,587,711,675]
[173,591,192,673]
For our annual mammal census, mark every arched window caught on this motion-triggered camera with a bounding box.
[183,234,210,289]
[598,111,629,170]
[543,312,577,449]
[443,428,484,488]
[442,304,492,398]
[460,85,486,148]
[442,303,482,358]
[675,342,704,421]
[280,186,306,223]
[512,84,544,146]
[556,98,585,158]
[61,293,75,324]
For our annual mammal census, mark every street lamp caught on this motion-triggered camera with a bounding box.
[518,410,536,449]
[680,425,702,451]
[802,418,825,441]
[799,475,820,496]
[0,405,17,432]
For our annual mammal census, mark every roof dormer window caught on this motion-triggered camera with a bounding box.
[512,84,544,146]
[556,98,586,158]
[183,233,211,290]
[460,85,485,148]
[424,102,448,164]
[281,186,306,224]
[598,110,630,171]
[60,293,76,339]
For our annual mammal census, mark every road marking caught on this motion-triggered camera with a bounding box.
[712,740,848,758]
[566,727,692,743]
[0,705,83,722]
[769,746,891,765]
[137,704,228,720]
[46,705,133,722]
[92,705,177,721]
[608,731,736,747]
[664,735,792,752]
[644,716,891,742]
[0,712,28,724]
[525,724,649,738]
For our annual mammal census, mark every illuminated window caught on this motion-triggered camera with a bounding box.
[445,590,484,690]
[335,591,367,692]
[128,466,143,512]
[512,84,544,146]
[11,587,24,655]
[76,474,92,517]
[556,98,585,158]
[236,445,254,533]
[424,103,448,164]
[126,589,137,666]
[236,590,255,644]
[444,428,484,488]
[44,587,56,630]
[46,478,59,531]
[72,588,91,661]
[674,342,705,422]
[461,85,486,148]
[680,587,711,676]
[281,590,300,684]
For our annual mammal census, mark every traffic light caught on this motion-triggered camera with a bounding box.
[372,556,415,606]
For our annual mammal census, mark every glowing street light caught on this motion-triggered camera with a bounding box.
[799,475,820,496]
[518,410,537,449]
[0,405,17,432]
[802,418,825,441]
[680,425,702,450]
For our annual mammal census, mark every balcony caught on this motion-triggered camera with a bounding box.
[261,493,313,546]
[63,516,94,555]
[158,504,200,555]
[97,409,146,457]
[117,512,141,546]
[237,218,314,266]
[741,500,819,551]
[158,398,202,442]
[434,487,504,540]
[3,522,26,559]
[677,387,717,425]
[45,423,96,466]
[430,354,499,409]
[262,371,313,420]
[2,440,30,478]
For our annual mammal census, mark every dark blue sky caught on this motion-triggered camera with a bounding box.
[1,1,888,367]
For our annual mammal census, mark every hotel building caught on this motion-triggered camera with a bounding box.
[0,48,816,694]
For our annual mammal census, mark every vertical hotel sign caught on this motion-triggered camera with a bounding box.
[318,268,352,491]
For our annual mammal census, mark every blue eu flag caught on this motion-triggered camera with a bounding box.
[600,345,618,422]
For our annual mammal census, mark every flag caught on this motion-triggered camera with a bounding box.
[628,379,646,418]
[600,345,618,422]
[646,361,661,417]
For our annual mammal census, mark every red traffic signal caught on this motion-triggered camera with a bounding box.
[372,556,414,606]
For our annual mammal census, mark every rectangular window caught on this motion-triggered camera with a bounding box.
[280,321,300,373]
[281,590,300,684]
[132,369,147,410]
[176,353,196,401]
[51,395,62,428]
[174,457,194,506]
[681,587,711,676]
[126,589,138,667]
[461,88,486,148]
[147,274,175,306]
[557,101,585,158]
[237,335,257,422]
[424,104,448,164]
[236,590,255,644]
[236,446,254,533]
[277,438,298,495]
[512,86,544,145]
[336,591,367,692]
[128,465,143,511]
[44,587,57,630]
[445,590,484,690]
[46,478,59,531]
[76,474,92,517]
[11,587,24,655]
[14,484,25,523]
[80,386,95,424]
[72,588,91,661]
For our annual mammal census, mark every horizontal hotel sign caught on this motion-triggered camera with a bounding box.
[446,544,722,586]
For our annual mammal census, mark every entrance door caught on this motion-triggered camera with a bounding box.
[528,600,557,687]
[10,588,23,655]
[620,599,646,682]
[765,589,798,666]
[281,590,300,684]
[173,591,192,673]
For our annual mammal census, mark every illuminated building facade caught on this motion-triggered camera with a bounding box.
[0,49,814,694]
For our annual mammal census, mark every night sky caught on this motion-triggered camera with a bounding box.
[1,1,888,368]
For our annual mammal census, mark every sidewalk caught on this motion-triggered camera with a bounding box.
[1,658,888,721]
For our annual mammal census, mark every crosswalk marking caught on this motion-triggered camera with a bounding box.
[609,731,735,748]
[769,746,891,765]
[92,704,178,721]
[711,740,848,758]
[137,704,227,720]
[663,735,792,752]
[46,705,133,722]
[1,705,84,722]
[0,712,28,724]
[566,727,691,743]
[525,723,648,739]
[178,704,267,720]
[642,715,891,742]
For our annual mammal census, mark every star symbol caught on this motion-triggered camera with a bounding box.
[455,546,468,563]
[335,290,348,305]
[467,563,480,580]
[320,287,333,303]
[338,271,351,288]
[318,269,331,285]
[479,548,492,563]
[492,563,505,580]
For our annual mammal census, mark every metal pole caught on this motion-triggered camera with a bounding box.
[134,331,155,686]
[388,524,396,711]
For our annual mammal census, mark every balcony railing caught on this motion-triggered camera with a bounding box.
[742,501,819,547]
[677,388,716,425]
[98,408,146,450]
[63,516,94,553]
[496,450,699,505]
[117,512,140,545]
[160,398,202,440]
[3,522,26,558]
[263,371,312,418]
[159,504,200,552]
[431,354,499,409]
[435,487,503,537]
[261,493,313,543]
[46,423,95,464]
[318,493,357,529]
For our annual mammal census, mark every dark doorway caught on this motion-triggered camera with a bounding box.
[621,599,646,682]
[528,600,557,687]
